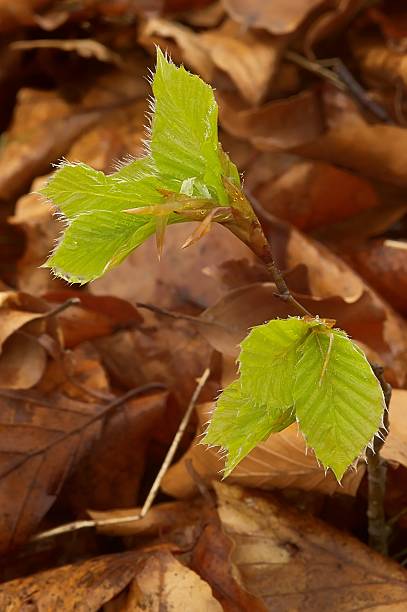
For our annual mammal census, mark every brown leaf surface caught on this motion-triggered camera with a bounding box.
[295,87,407,188]
[381,389,407,468]
[123,550,222,611]
[0,341,166,552]
[252,160,380,232]
[222,0,326,35]
[0,290,62,389]
[219,89,324,150]
[0,550,142,611]
[214,482,407,611]
[344,239,407,316]
[161,403,365,498]
[44,291,142,348]
[141,16,284,105]
[91,222,258,311]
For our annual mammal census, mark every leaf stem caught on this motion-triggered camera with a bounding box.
[367,364,391,555]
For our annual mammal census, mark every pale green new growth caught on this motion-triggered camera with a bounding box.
[205,319,385,480]
[42,48,239,282]
[239,318,314,409]
[203,380,296,476]
[294,328,385,480]
[41,48,387,484]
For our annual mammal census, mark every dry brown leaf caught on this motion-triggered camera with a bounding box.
[344,239,407,316]
[44,290,142,348]
[161,403,365,498]
[0,88,102,201]
[219,89,324,150]
[123,550,222,611]
[0,550,143,611]
[222,0,326,35]
[92,315,214,451]
[9,177,65,295]
[190,506,268,611]
[141,16,284,105]
[91,222,258,311]
[253,160,379,231]
[305,0,364,54]
[295,87,407,188]
[11,38,123,65]
[214,481,407,610]
[353,35,407,89]
[381,389,407,468]
[61,390,167,513]
[0,346,166,553]
[90,498,205,537]
[0,290,62,389]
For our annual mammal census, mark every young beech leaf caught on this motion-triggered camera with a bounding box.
[202,379,296,476]
[294,328,386,481]
[151,48,239,203]
[42,49,240,282]
[239,318,316,409]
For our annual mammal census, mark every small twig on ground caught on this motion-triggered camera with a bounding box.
[285,50,393,124]
[32,369,210,541]
[136,302,231,331]
[367,364,391,555]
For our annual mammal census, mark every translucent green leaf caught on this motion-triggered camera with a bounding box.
[42,48,242,282]
[294,328,385,480]
[45,210,155,284]
[151,48,239,204]
[239,318,314,409]
[202,380,296,476]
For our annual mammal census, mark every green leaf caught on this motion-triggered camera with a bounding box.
[294,328,385,480]
[239,317,314,409]
[42,48,242,282]
[151,48,239,203]
[202,380,296,476]
[45,210,155,284]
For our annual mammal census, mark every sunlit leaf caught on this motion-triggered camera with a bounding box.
[294,328,385,480]
[202,380,295,476]
[239,318,314,409]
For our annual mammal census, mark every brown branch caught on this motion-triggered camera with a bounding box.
[366,364,391,555]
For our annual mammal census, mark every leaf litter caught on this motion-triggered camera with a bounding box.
[0,0,406,609]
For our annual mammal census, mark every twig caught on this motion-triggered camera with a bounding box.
[285,50,393,124]
[137,367,210,518]
[32,369,210,541]
[136,302,231,331]
[367,364,391,555]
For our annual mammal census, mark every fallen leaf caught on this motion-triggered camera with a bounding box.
[161,403,365,498]
[252,160,379,232]
[11,38,123,65]
[90,498,205,536]
[141,16,284,104]
[344,239,407,316]
[219,89,324,150]
[381,389,407,468]
[213,481,407,610]
[352,34,407,89]
[0,290,62,389]
[0,364,164,552]
[124,550,222,611]
[0,550,143,611]
[91,222,258,311]
[305,0,364,54]
[222,0,326,35]
[44,291,142,348]
[295,86,407,188]
[61,390,167,513]
[191,506,268,611]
